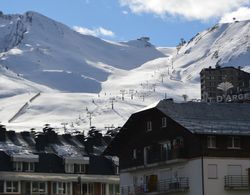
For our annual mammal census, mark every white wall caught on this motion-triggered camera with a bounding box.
[120,159,203,195]
[203,157,250,195]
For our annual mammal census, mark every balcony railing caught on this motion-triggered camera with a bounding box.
[121,177,189,195]
[224,175,250,190]
[158,177,189,193]
[146,148,185,165]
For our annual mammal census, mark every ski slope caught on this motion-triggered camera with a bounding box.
[0,11,249,133]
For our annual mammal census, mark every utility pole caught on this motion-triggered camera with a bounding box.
[110,97,115,110]
[129,89,134,100]
[87,111,93,128]
[61,122,68,133]
[120,89,125,101]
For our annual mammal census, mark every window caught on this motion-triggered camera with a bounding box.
[6,181,19,193]
[13,162,35,172]
[173,137,184,149]
[65,164,74,173]
[133,149,137,160]
[207,164,218,179]
[109,184,119,195]
[32,182,46,193]
[146,121,152,131]
[75,164,86,173]
[13,162,22,171]
[52,182,71,195]
[0,181,4,193]
[162,117,167,128]
[23,162,35,172]
[227,136,241,149]
[228,165,242,175]
[207,136,216,148]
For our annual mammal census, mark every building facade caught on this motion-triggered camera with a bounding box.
[200,66,250,102]
[105,99,250,195]
[0,126,119,195]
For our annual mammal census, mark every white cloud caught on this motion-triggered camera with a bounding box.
[98,27,115,37]
[122,10,129,15]
[73,26,115,37]
[119,0,250,21]
[220,7,250,23]
[73,26,97,36]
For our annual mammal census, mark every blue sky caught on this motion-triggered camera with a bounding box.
[1,0,249,46]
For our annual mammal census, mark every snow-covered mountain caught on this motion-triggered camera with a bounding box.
[0,11,165,93]
[0,11,249,133]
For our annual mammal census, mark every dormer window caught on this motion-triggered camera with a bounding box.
[147,121,152,131]
[207,136,216,149]
[13,162,22,172]
[65,163,86,173]
[74,164,86,173]
[162,117,167,128]
[227,136,240,149]
[13,162,35,172]
[65,164,74,173]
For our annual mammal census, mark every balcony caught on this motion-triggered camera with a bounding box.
[224,175,250,190]
[158,177,189,193]
[121,177,189,195]
[146,148,185,165]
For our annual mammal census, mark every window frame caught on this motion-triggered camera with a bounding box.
[52,182,71,195]
[161,117,167,128]
[207,164,218,179]
[207,136,216,149]
[74,164,86,174]
[146,121,152,131]
[65,163,74,173]
[5,181,19,193]
[227,136,241,149]
[32,182,47,194]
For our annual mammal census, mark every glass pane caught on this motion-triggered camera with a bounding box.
[6,181,12,192]
[53,182,57,194]
[80,164,85,173]
[67,183,71,194]
[115,184,119,193]
[32,182,38,192]
[40,182,46,192]
[63,183,66,193]
[227,137,233,148]
[109,184,114,194]
[102,184,106,195]
[82,183,87,193]
[0,181,4,192]
[13,182,18,192]
[23,162,28,171]
[30,163,35,171]
[234,137,241,148]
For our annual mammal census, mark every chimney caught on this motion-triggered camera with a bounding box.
[0,125,6,141]
[35,134,46,151]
